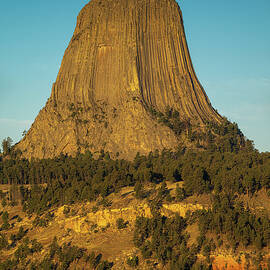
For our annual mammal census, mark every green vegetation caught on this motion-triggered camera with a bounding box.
[14,237,42,262]
[147,106,189,136]
[0,233,8,250]
[116,218,128,229]
[0,119,269,267]
[147,105,250,153]
[197,194,270,250]
[175,184,186,201]
[1,137,13,155]
[1,137,268,215]
[126,255,139,267]
[133,212,211,268]
[1,211,10,230]
[10,226,27,246]
[0,235,112,270]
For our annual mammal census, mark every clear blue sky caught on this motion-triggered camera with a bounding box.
[1,0,269,152]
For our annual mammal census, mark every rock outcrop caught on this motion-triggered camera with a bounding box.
[56,202,204,234]
[17,0,222,159]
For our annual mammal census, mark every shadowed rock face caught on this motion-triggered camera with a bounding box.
[17,0,222,159]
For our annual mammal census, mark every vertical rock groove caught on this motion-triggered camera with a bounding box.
[17,0,222,159]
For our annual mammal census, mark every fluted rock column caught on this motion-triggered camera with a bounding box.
[17,0,222,159]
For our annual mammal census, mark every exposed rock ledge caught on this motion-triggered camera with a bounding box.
[55,202,204,234]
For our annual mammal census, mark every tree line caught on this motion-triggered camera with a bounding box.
[0,129,269,214]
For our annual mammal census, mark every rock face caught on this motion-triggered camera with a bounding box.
[56,202,204,233]
[17,0,222,159]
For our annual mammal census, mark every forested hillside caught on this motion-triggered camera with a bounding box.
[0,121,270,268]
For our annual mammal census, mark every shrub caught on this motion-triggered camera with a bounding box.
[63,206,70,216]
[33,216,48,228]
[31,239,43,253]
[1,199,6,207]
[116,218,128,229]
[1,222,10,230]
[16,226,27,240]
[1,211,9,224]
[175,184,186,201]
[126,255,139,267]
[92,206,99,213]
[0,234,8,250]
[15,242,31,261]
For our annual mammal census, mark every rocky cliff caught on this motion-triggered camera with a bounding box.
[17,0,222,159]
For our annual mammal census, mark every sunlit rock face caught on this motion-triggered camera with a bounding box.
[17,0,221,159]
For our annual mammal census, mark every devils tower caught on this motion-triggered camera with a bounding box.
[17,0,222,159]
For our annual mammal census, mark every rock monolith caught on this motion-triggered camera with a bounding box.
[17,0,221,159]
